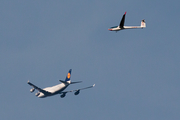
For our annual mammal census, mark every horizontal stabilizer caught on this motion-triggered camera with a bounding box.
[59,80,82,84]
[59,80,68,84]
[71,81,82,84]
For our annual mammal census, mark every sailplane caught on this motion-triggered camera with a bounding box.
[108,12,146,31]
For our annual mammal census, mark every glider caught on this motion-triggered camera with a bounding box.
[108,12,146,31]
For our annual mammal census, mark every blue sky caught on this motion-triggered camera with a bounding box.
[1,0,180,120]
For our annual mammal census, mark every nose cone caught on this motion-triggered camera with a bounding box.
[108,28,112,31]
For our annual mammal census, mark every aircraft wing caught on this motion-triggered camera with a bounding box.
[119,12,126,28]
[61,84,95,94]
[27,81,51,95]
[77,84,95,91]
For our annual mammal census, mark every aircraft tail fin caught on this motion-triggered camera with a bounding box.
[119,12,126,28]
[65,69,72,82]
[141,19,146,28]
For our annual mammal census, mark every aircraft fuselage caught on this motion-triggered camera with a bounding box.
[108,26,143,31]
[37,83,69,98]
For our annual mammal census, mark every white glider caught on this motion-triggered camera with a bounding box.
[108,12,146,31]
[27,69,95,98]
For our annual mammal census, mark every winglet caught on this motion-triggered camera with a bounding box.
[124,12,127,15]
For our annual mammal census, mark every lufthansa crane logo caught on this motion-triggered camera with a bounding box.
[67,73,71,79]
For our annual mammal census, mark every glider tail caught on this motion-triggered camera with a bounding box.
[141,19,146,28]
[119,12,126,28]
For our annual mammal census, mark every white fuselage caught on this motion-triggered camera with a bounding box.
[37,83,69,98]
[108,26,143,31]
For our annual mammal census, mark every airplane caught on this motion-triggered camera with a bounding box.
[108,12,146,31]
[27,69,95,98]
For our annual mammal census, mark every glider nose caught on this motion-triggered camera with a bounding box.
[108,28,112,31]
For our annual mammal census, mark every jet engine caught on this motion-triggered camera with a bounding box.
[74,90,80,95]
[35,92,40,96]
[60,93,66,98]
[30,88,35,93]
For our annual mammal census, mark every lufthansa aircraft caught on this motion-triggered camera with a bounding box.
[108,12,146,31]
[27,69,95,98]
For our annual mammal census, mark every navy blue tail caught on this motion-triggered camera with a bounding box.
[65,69,72,81]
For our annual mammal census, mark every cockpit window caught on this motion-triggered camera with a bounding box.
[110,26,118,28]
